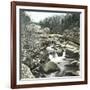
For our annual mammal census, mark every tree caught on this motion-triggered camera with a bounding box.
[39,13,80,35]
[20,10,31,61]
[39,15,63,34]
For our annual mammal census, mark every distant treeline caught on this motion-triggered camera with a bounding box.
[38,13,80,34]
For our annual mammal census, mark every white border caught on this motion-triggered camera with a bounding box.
[16,6,85,85]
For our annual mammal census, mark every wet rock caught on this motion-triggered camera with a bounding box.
[64,71,77,76]
[56,49,63,56]
[64,60,80,76]
[31,69,40,78]
[22,57,32,67]
[66,49,79,60]
[31,63,46,78]
[43,61,60,74]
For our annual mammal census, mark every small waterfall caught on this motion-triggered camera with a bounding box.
[48,49,66,63]
[46,44,67,64]
[62,49,66,58]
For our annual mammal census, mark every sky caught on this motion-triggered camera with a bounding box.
[25,11,67,23]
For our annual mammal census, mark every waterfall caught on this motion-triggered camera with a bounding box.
[46,44,67,64]
[62,49,66,58]
[48,49,66,63]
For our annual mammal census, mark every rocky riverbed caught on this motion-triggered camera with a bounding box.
[20,24,80,79]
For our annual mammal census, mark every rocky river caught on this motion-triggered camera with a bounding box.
[20,24,80,79]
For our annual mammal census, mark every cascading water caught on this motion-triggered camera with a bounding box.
[46,45,66,63]
[46,45,68,77]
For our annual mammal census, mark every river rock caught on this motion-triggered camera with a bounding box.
[43,61,60,74]
[64,71,78,76]
[66,49,79,60]
[22,56,34,68]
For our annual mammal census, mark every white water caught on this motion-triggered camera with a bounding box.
[46,45,69,77]
[46,45,66,64]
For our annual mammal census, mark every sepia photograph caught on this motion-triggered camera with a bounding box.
[11,1,87,88]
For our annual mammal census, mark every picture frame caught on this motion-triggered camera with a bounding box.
[11,1,88,89]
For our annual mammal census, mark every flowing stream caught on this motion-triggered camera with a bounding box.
[46,45,79,77]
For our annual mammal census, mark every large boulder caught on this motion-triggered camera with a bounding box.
[65,60,80,71]
[43,61,60,74]
[66,49,79,60]
[21,63,35,79]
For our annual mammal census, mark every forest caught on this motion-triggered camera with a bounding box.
[20,10,80,79]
